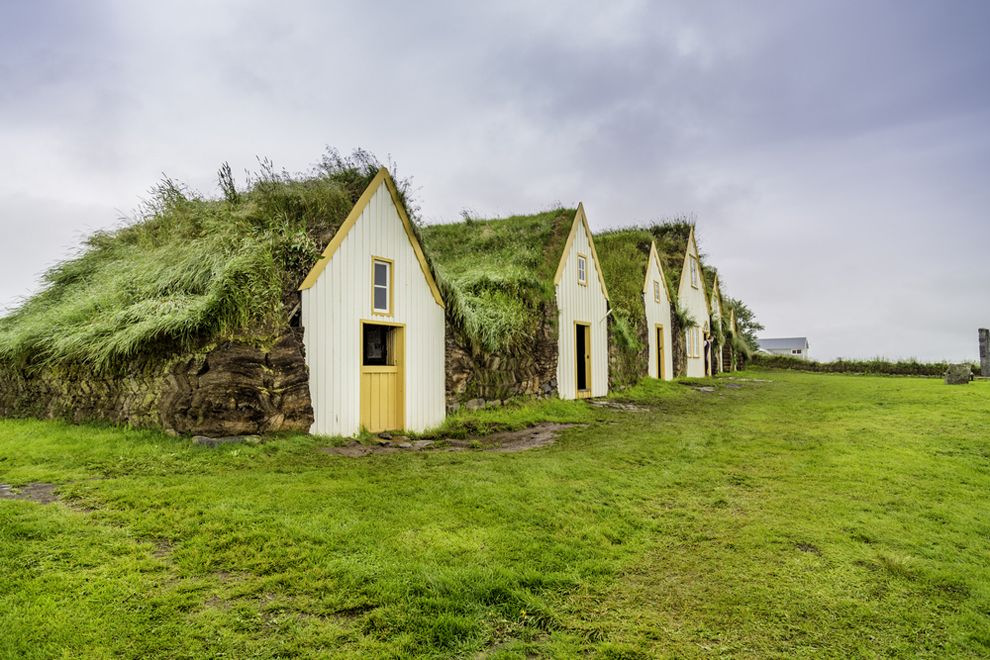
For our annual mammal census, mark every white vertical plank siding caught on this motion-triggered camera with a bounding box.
[301,184,445,436]
[555,216,610,399]
[644,251,674,381]
[678,232,710,378]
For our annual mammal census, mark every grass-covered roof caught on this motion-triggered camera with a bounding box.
[0,149,402,373]
[420,208,575,353]
[594,229,655,325]
[647,221,694,291]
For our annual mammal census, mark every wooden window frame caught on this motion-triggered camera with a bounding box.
[653,280,661,303]
[371,256,394,317]
[577,253,588,287]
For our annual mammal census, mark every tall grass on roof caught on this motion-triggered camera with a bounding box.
[421,208,573,353]
[0,149,411,374]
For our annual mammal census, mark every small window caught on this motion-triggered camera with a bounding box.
[372,258,392,314]
[792,349,801,355]
[653,281,661,303]
[690,258,698,288]
[577,254,588,286]
[363,324,394,366]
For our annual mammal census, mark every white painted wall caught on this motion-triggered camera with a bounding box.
[301,183,446,436]
[644,246,674,381]
[765,347,810,360]
[678,231,710,378]
[556,212,609,399]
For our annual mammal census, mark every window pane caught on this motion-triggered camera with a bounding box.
[374,286,388,311]
[374,261,389,287]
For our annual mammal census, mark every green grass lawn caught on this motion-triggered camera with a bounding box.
[1,371,988,658]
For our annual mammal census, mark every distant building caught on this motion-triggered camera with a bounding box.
[758,337,810,360]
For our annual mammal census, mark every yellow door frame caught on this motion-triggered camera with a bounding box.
[574,321,592,399]
[655,323,665,380]
[359,319,405,432]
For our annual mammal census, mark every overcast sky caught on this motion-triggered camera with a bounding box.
[2,1,988,361]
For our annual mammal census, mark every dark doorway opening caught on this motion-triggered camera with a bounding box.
[363,324,394,366]
[576,324,589,392]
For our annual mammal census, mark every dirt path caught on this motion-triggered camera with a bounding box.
[0,482,60,504]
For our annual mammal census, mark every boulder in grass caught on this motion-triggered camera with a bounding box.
[945,364,973,385]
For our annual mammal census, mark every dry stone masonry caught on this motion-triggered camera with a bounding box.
[0,330,313,436]
[444,308,559,411]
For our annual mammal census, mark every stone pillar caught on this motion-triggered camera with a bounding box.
[980,328,990,377]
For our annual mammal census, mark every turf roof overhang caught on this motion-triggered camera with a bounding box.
[594,229,655,324]
[420,207,576,353]
[0,153,393,373]
[645,221,694,294]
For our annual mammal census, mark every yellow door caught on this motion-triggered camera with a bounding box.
[360,322,405,433]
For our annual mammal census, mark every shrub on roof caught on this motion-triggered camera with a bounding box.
[0,149,410,374]
[421,208,573,354]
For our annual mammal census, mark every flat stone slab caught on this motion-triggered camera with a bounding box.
[192,435,262,447]
[319,424,578,457]
[586,400,650,412]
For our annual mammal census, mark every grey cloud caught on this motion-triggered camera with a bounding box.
[1,0,987,361]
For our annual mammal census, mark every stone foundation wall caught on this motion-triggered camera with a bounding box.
[608,314,648,389]
[0,329,313,436]
[671,313,688,377]
[445,307,559,411]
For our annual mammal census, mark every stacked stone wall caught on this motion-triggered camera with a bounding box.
[445,305,559,410]
[0,330,313,436]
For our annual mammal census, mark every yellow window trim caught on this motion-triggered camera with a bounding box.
[371,256,394,317]
[577,253,588,286]
[298,168,444,308]
[553,203,609,300]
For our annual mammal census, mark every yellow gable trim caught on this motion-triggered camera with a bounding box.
[552,203,610,300]
[382,173,445,308]
[298,168,444,308]
[680,227,710,310]
[643,241,672,301]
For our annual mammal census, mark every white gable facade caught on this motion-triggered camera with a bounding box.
[300,170,446,436]
[678,229,711,378]
[555,205,610,399]
[644,242,674,381]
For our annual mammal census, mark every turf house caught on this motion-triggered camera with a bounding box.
[299,168,446,436]
[0,150,445,437]
[421,203,610,406]
[595,230,674,385]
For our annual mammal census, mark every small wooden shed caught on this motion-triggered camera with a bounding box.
[421,204,610,405]
[299,169,446,435]
[596,230,675,384]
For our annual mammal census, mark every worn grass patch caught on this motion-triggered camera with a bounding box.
[1,371,989,657]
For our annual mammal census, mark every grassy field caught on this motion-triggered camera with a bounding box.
[1,371,988,658]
